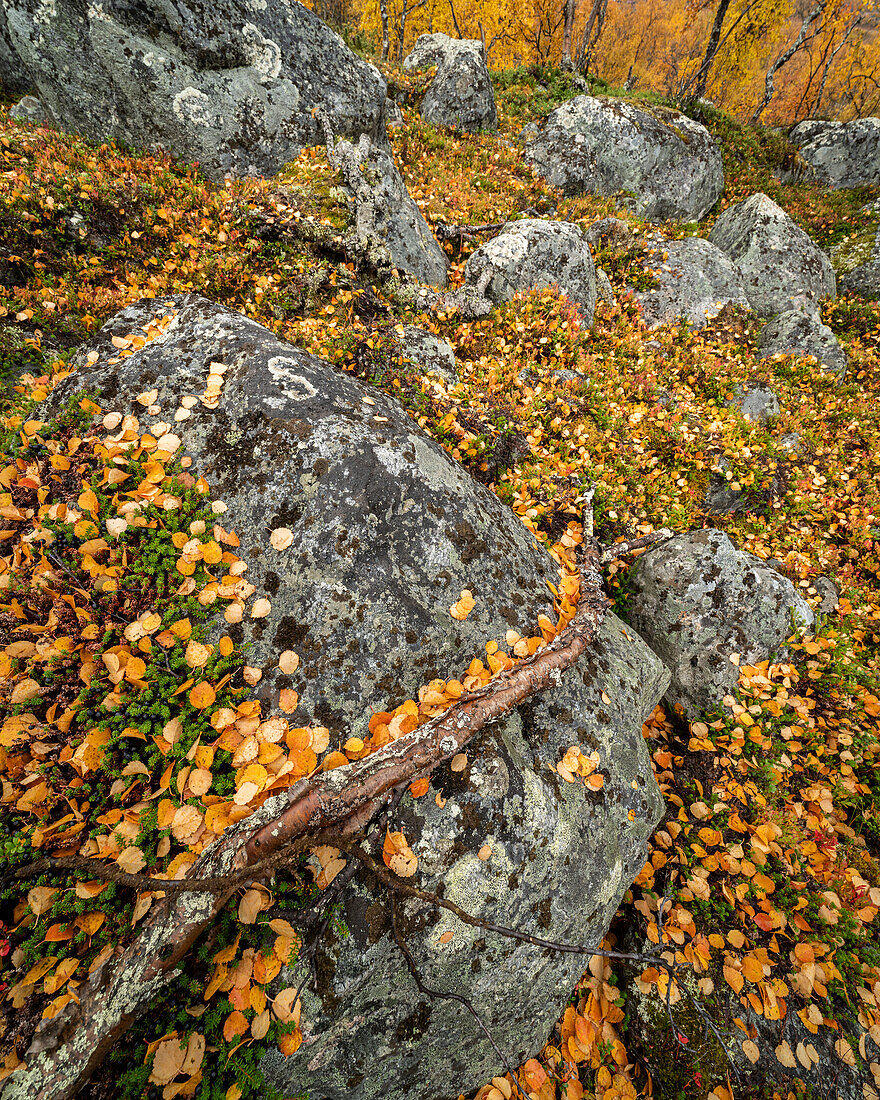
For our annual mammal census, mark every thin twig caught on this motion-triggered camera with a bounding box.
[390,893,530,1100]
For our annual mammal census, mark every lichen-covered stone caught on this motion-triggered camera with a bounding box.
[758,308,847,380]
[627,529,814,718]
[336,135,448,287]
[832,227,880,299]
[725,382,780,423]
[263,612,667,1100]
[0,6,29,96]
[633,236,750,329]
[3,0,387,181]
[524,97,724,223]
[403,33,496,133]
[48,294,668,1100]
[464,219,597,321]
[8,94,45,122]
[708,192,836,316]
[400,325,458,384]
[790,117,880,189]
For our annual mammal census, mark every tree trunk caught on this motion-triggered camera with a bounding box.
[562,0,578,66]
[751,0,826,123]
[692,0,733,100]
[380,0,390,60]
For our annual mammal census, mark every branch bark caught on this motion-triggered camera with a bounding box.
[1,529,620,1100]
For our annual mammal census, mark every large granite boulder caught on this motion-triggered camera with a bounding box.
[464,218,597,321]
[832,226,880,299]
[627,529,814,719]
[0,7,29,96]
[790,117,880,189]
[633,236,750,328]
[403,33,496,132]
[708,193,836,316]
[3,0,387,181]
[50,295,668,1100]
[524,97,724,223]
[758,308,847,380]
[336,135,448,287]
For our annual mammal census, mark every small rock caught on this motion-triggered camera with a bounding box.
[336,134,448,287]
[385,97,404,128]
[403,33,496,133]
[596,267,614,305]
[778,432,804,456]
[525,96,724,223]
[832,227,880,300]
[399,326,457,385]
[758,308,847,381]
[726,383,780,423]
[464,218,596,321]
[634,236,750,329]
[709,192,836,316]
[9,94,46,122]
[814,576,839,614]
[790,117,880,189]
[628,529,815,718]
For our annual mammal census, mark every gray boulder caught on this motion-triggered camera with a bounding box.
[335,134,448,287]
[464,218,597,321]
[0,7,28,95]
[400,325,458,385]
[758,308,847,380]
[709,193,836,315]
[627,529,814,719]
[832,226,880,299]
[790,117,880,189]
[8,94,46,122]
[3,0,387,181]
[634,236,750,329]
[403,33,496,133]
[524,96,724,223]
[50,295,667,1100]
[726,382,780,422]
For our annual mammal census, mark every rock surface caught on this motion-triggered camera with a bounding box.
[336,135,448,287]
[49,295,668,1100]
[3,0,387,181]
[399,325,458,385]
[627,529,814,718]
[725,383,780,423]
[403,33,496,132]
[524,97,724,223]
[8,94,45,122]
[832,226,880,299]
[790,117,880,189]
[634,236,750,329]
[464,219,597,321]
[758,308,847,380]
[0,7,29,96]
[709,192,836,315]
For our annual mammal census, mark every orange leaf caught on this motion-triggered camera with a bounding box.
[222,1011,249,1043]
[189,681,216,710]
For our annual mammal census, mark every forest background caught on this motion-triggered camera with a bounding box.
[314,0,880,125]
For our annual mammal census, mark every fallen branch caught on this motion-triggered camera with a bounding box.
[3,531,611,1100]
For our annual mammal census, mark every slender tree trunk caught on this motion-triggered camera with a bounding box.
[751,0,826,123]
[562,0,578,66]
[692,0,733,100]
[379,0,390,60]
[814,16,861,115]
